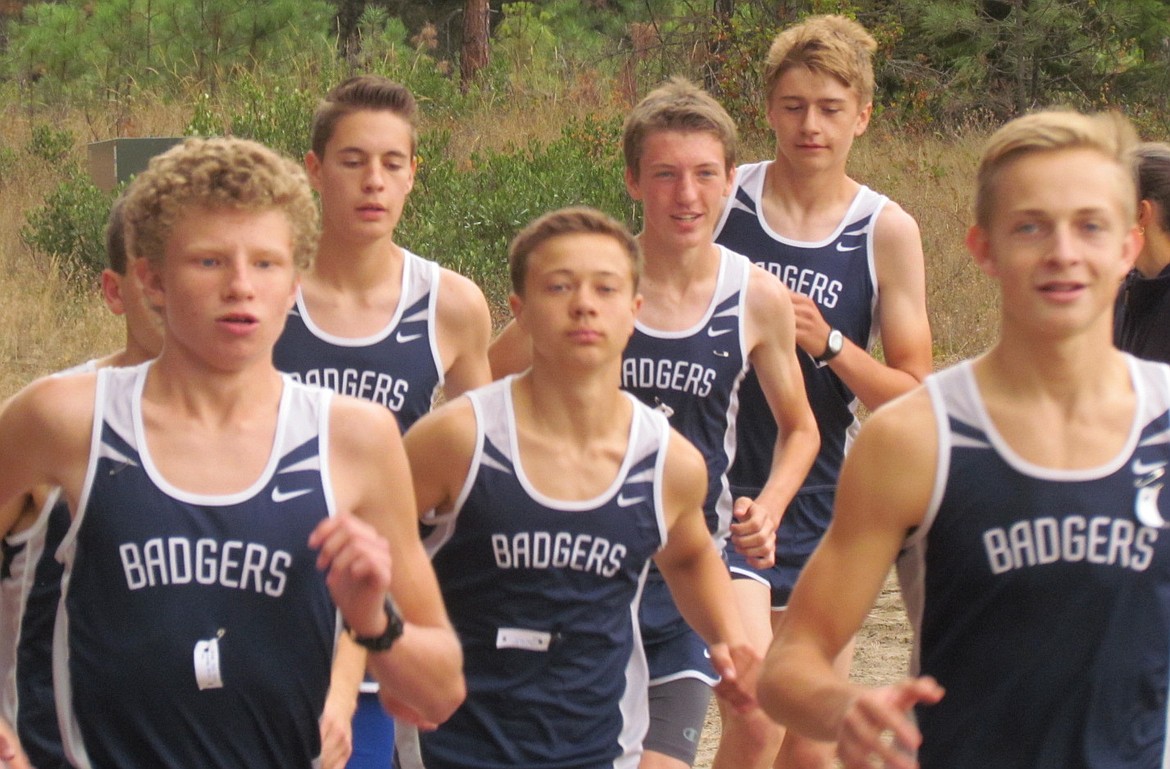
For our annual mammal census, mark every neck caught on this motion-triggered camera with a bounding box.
[1136,227,1170,278]
[517,362,628,443]
[639,234,719,286]
[312,231,403,289]
[768,157,856,208]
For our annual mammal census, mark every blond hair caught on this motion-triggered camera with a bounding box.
[975,110,1138,228]
[764,15,877,105]
[122,137,319,271]
[509,207,642,296]
[622,77,738,180]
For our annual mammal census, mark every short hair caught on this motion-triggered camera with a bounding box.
[1137,142,1170,233]
[122,137,319,271]
[105,194,129,275]
[310,75,419,158]
[622,77,737,180]
[508,207,642,296]
[763,15,877,105]
[974,110,1139,228]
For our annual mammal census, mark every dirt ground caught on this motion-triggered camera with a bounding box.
[694,570,912,768]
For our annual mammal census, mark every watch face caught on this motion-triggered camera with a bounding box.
[829,329,843,354]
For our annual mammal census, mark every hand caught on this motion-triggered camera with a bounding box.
[788,291,831,357]
[0,718,30,769]
[837,678,944,769]
[310,514,393,638]
[730,496,778,569]
[318,693,355,769]
[378,690,441,732]
[708,642,762,715]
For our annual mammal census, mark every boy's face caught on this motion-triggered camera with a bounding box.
[139,206,299,371]
[510,232,641,370]
[967,147,1140,339]
[625,129,732,253]
[306,109,417,244]
[766,66,871,174]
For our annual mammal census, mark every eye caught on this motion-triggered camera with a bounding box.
[199,257,220,268]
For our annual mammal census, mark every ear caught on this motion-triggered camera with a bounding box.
[405,155,418,196]
[1138,199,1155,230]
[100,268,127,316]
[966,225,997,278]
[624,166,642,201]
[304,151,322,191]
[723,163,736,197]
[508,292,524,327]
[854,101,873,137]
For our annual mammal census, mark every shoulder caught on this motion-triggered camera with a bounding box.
[841,385,937,527]
[404,395,478,459]
[744,262,795,340]
[329,394,404,454]
[872,199,924,259]
[663,428,706,496]
[435,267,492,337]
[437,267,491,317]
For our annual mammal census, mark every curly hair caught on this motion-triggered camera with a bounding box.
[122,137,319,271]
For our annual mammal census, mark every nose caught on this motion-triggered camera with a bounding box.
[362,160,385,191]
[570,286,598,316]
[800,107,819,133]
[223,258,255,299]
[676,171,699,202]
[1048,223,1083,266]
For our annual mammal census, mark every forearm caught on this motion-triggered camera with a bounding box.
[758,639,858,741]
[662,546,748,649]
[326,635,366,715]
[827,341,925,411]
[365,623,465,725]
[755,423,819,520]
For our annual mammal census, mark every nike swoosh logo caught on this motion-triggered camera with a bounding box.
[1132,458,1168,476]
[707,327,732,338]
[617,494,646,507]
[271,487,313,503]
[713,350,730,358]
[836,242,863,252]
[395,331,423,343]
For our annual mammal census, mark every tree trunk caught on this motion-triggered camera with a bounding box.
[460,0,490,94]
[705,0,735,93]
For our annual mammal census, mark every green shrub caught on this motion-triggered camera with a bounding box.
[26,125,75,164]
[21,170,116,288]
[400,114,636,305]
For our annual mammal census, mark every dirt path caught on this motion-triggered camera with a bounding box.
[695,571,912,767]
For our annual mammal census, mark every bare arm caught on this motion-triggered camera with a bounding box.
[654,431,759,714]
[0,717,31,769]
[0,375,93,530]
[790,202,932,411]
[759,390,942,767]
[487,319,531,380]
[318,398,465,728]
[319,636,362,769]
[732,268,821,566]
[436,269,493,399]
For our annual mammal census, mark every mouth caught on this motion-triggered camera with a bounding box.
[219,313,259,327]
[1038,281,1086,299]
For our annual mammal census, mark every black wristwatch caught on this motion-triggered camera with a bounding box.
[349,595,405,652]
[815,328,844,363]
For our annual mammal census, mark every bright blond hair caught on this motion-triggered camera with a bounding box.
[122,137,319,271]
[763,15,877,104]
